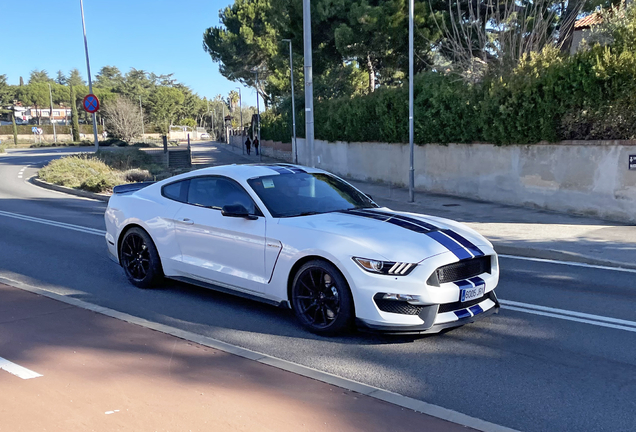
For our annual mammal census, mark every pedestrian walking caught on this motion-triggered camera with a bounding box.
[253,137,259,156]
[245,136,252,155]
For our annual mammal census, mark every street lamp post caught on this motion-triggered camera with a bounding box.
[47,83,57,143]
[236,87,244,154]
[281,39,297,164]
[253,71,262,162]
[408,0,415,202]
[302,0,315,167]
[79,0,99,150]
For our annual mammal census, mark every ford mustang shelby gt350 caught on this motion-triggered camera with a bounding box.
[105,163,499,335]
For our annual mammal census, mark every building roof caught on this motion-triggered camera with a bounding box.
[574,13,603,30]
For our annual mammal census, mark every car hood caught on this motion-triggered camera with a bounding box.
[277,208,492,263]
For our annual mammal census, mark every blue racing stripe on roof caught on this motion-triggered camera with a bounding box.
[267,166,294,174]
[427,231,473,260]
[454,309,472,319]
[442,229,484,257]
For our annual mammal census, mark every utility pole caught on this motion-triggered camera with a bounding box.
[47,83,57,143]
[79,0,99,150]
[236,87,244,154]
[254,71,262,162]
[282,39,298,164]
[139,96,145,141]
[302,0,315,167]
[408,0,415,202]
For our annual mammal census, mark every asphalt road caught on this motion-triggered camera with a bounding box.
[1,146,635,432]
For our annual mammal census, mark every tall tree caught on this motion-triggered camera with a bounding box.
[70,86,80,141]
[120,69,154,101]
[148,87,185,135]
[0,75,13,105]
[95,66,124,89]
[18,83,49,125]
[55,70,67,85]
[67,69,86,87]
[29,70,52,84]
[102,97,143,143]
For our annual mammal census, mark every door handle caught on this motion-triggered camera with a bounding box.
[180,218,194,225]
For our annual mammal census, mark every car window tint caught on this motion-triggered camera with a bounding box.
[161,180,189,203]
[187,177,257,214]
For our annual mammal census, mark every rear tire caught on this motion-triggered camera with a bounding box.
[119,227,163,288]
[291,260,353,335]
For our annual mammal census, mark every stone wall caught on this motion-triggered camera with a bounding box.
[295,138,636,223]
[229,135,293,161]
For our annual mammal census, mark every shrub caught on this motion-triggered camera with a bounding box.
[93,148,153,171]
[39,156,121,191]
[124,168,152,182]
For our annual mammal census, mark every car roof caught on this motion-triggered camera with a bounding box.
[164,163,327,184]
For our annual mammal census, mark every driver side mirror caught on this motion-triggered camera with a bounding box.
[222,204,258,220]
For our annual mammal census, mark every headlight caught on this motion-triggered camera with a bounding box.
[353,257,417,276]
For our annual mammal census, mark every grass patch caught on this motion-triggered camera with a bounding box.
[39,156,126,192]
[30,141,94,148]
[0,143,7,154]
[38,147,160,193]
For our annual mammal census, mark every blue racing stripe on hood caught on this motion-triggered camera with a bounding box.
[341,209,481,261]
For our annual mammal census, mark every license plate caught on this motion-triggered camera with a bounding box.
[461,284,485,302]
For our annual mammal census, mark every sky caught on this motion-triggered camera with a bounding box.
[1,0,261,109]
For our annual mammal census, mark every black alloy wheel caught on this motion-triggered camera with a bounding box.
[120,227,163,288]
[291,260,353,335]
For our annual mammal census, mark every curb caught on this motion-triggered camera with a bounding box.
[30,176,110,202]
[0,274,518,432]
[494,244,636,271]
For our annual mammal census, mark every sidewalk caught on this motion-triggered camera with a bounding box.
[211,142,636,270]
[0,283,473,432]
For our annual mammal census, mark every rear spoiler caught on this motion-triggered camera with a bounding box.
[113,182,155,194]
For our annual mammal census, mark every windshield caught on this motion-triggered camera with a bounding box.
[247,172,377,218]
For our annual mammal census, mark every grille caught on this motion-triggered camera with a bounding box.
[438,291,495,314]
[374,298,424,315]
[428,256,491,286]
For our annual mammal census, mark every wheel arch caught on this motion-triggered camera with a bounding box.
[286,255,356,316]
[117,223,150,263]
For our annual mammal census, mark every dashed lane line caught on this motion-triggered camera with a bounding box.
[0,357,42,379]
[0,210,105,236]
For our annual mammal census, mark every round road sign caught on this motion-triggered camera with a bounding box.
[83,94,100,113]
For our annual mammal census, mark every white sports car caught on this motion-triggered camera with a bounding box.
[105,163,500,335]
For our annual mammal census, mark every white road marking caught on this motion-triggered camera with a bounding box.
[499,254,636,274]
[0,357,42,379]
[0,210,105,236]
[500,300,636,333]
[105,410,120,415]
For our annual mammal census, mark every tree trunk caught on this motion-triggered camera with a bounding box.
[367,54,376,93]
[11,112,18,145]
[559,0,584,53]
[70,86,80,142]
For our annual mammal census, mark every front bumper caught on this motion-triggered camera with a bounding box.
[356,290,500,334]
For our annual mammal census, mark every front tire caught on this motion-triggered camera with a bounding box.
[291,260,353,335]
[119,227,163,288]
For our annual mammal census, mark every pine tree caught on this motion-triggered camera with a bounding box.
[70,86,80,142]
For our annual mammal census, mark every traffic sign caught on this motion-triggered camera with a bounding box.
[32,127,38,133]
[83,94,100,113]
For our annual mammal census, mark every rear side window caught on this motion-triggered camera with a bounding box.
[161,180,189,203]
[187,176,258,214]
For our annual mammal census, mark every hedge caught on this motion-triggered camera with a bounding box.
[262,44,636,145]
[0,124,103,135]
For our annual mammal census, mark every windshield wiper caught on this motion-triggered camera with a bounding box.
[296,211,324,216]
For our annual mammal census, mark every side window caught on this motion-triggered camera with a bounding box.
[187,177,258,214]
[161,179,189,203]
